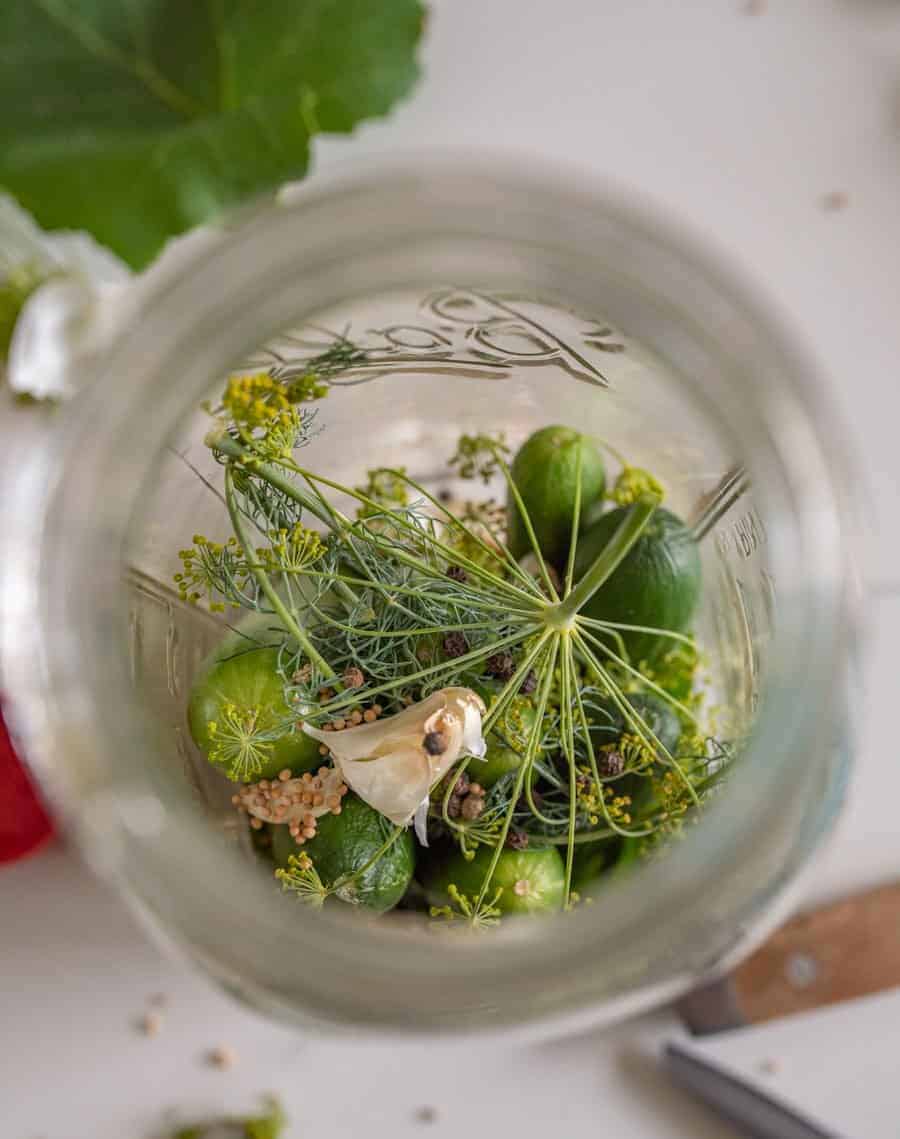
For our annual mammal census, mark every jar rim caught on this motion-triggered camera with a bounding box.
[3,154,861,1032]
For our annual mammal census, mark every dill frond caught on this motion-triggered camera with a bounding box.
[206,702,275,782]
[430,884,504,930]
[275,852,329,908]
[448,431,510,482]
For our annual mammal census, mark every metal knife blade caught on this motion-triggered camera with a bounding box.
[664,1043,849,1139]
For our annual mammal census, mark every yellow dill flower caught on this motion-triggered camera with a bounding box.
[223,373,291,430]
[285,371,329,403]
[610,466,665,506]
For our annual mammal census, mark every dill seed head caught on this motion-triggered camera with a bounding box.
[443,631,469,659]
[486,652,516,681]
[446,565,468,583]
[423,730,448,756]
[598,750,625,778]
[519,670,538,695]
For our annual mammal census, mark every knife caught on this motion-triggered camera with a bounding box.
[678,882,900,1034]
[663,882,900,1137]
[664,1042,847,1139]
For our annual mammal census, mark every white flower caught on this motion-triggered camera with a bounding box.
[303,688,487,845]
[0,196,222,402]
[0,195,131,400]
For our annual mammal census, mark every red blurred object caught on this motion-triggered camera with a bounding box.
[0,702,53,863]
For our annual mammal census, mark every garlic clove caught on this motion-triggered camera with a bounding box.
[303,688,486,831]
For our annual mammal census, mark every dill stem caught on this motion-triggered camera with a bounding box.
[563,446,584,596]
[481,629,553,735]
[475,637,559,909]
[290,463,546,610]
[534,824,654,845]
[224,467,335,681]
[577,626,700,726]
[522,776,561,827]
[575,614,697,648]
[554,494,659,621]
[573,629,699,808]
[331,823,406,893]
[496,453,559,602]
[213,435,330,521]
[560,637,578,907]
[384,467,543,597]
[211,435,360,611]
[320,626,539,717]
[294,569,539,618]
[570,650,650,838]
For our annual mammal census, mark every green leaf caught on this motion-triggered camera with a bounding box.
[0,0,425,268]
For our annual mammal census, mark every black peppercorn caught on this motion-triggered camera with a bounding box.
[598,750,625,778]
[460,794,485,821]
[423,731,448,756]
[486,652,516,681]
[519,670,538,694]
[453,772,470,796]
[505,829,529,851]
[443,631,469,658]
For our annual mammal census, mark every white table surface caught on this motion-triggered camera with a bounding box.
[5,2,900,1136]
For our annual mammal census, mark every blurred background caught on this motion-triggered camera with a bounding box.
[3,1,900,1136]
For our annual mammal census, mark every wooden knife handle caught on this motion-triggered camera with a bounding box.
[680,882,900,1034]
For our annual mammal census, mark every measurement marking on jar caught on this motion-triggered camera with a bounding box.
[731,509,767,560]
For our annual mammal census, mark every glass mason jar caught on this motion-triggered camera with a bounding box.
[0,159,860,1035]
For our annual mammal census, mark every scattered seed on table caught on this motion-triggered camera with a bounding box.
[414,1106,438,1125]
[206,1045,237,1070]
[820,190,848,212]
[137,1011,162,1037]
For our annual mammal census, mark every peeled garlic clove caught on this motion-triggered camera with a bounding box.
[303,688,486,830]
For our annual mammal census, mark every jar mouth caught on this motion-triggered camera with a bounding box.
[5,155,860,1031]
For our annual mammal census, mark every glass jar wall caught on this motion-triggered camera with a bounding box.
[0,161,859,1033]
